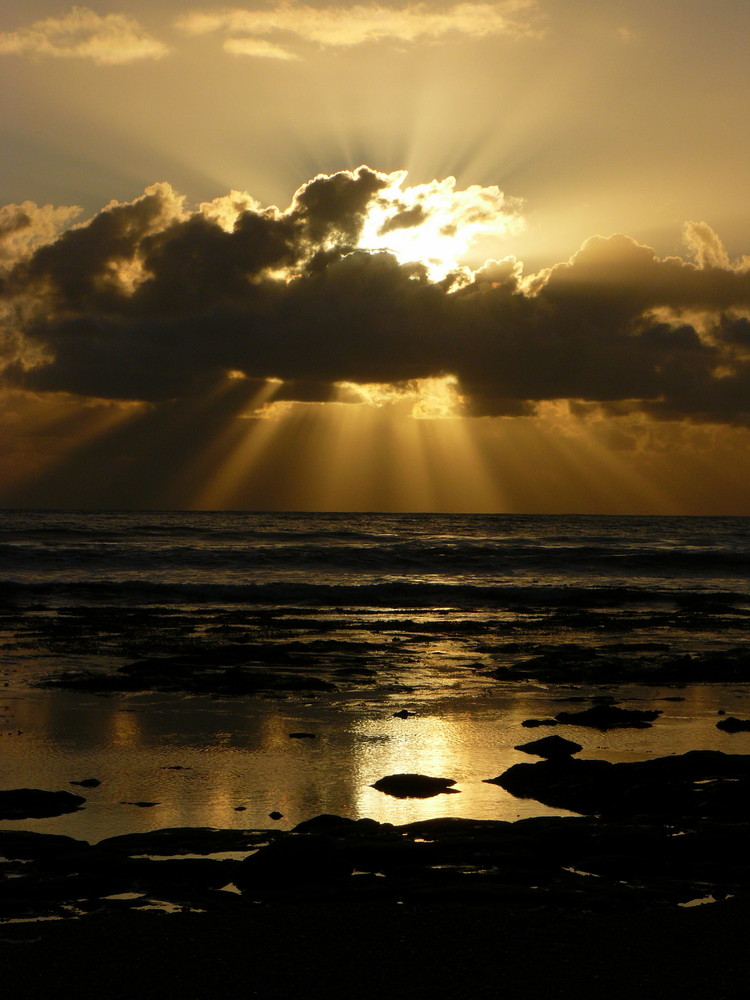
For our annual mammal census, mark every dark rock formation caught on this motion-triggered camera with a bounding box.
[554,703,661,729]
[487,750,750,820]
[0,789,85,820]
[4,809,750,918]
[236,834,352,891]
[717,717,750,733]
[393,710,415,718]
[70,778,101,788]
[521,718,558,728]
[489,644,750,684]
[371,774,458,798]
[97,827,277,857]
[515,735,583,758]
[37,644,339,697]
[288,732,316,739]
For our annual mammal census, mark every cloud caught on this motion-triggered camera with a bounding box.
[0,7,169,65]
[224,36,301,60]
[177,1,542,58]
[682,220,731,270]
[0,201,82,268]
[3,169,750,429]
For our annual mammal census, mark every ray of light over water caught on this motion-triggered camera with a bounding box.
[1,510,749,843]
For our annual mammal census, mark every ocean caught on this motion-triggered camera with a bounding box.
[1,510,749,841]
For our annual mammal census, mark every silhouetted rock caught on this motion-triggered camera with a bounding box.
[717,717,750,733]
[293,815,386,836]
[0,789,85,820]
[486,750,750,820]
[97,827,277,857]
[489,644,750,684]
[269,811,283,820]
[371,774,458,798]
[0,830,89,859]
[521,718,558,728]
[515,735,583,758]
[37,645,339,697]
[393,710,415,718]
[70,778,101,788]
[288,732,316,739]
[555,704,661,729]
[237,834,352,890]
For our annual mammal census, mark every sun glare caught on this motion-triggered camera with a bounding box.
[356,171,525,281]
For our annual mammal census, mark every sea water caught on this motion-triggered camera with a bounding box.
[1,511,749,842]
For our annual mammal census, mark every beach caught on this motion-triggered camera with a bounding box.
[2,510,750,994]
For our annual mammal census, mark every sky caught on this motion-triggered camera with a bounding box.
[2,0,750,513]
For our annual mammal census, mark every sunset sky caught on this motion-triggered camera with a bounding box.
[2,0,750,513]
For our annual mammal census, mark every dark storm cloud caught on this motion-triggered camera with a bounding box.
[4,168,750,426]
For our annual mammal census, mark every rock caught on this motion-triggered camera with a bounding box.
[97,827,277,856]
[0,789,86,820]
[717,717,750,733]
[555,704,661,730]
[521,718,558,728]
[236,834,352,890]
[515,735,583,759]
[0,830,90,859]
[288,732,316,739]
[371,774,458,798]
[293,815,386,836]
[486,750,750,820]
[489,644,750,684]
[268,811,283,820]
[70,778,101,788]
[392,710,415,719]
[293,815,360,833]
[120,801,160,808]
[38,646,339,697]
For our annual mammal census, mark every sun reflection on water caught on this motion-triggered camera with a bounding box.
[2,683,750,843]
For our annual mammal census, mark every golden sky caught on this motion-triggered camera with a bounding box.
[2,1,750,513]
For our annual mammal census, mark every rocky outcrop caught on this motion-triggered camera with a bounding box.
[717,717,750,733]
[487,750,750,819]
[515,735,583,758]
[371,774,458,798]
[0,789,85,820]
[554,704,661,729]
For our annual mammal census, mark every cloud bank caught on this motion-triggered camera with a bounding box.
[3,166,750,428]
[177,1,542,58]
[0,6,169,64]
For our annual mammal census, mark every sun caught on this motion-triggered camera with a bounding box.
[356,170,525,281]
